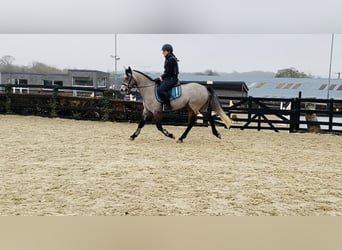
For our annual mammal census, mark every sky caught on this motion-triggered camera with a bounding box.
[1,0,342,78]
[1,34,341,78]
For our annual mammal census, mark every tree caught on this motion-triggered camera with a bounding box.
[0,55,15,66]
[275,67,313,78]
[0,55,18,72]
[0,56,66,74]
[195,69,219,76]
[29,61,65,74]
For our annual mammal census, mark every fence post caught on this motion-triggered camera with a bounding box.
[257,103,261,131]
[328,98,334,132]
[50,86,58,117]
[305,102,321,133]
[101,90,113,121]
[289,98,295,132]
[247,96,253,121]
[295,92,302,132]
[289,92,301,133]
[5,84,13,114]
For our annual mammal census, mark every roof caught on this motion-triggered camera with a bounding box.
[0,71,67,77]
[246,78,342,99]
[0,69,109,75]
[147,72,248,92]
[182,80,248,92]
[71,70,342,100]
[67,69,110,75]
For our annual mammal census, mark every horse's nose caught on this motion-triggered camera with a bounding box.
[120,85,128,94]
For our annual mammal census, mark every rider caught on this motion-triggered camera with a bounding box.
[155,44,179,111]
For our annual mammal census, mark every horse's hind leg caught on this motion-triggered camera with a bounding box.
[206,111,221,139]
[154,112,175,139]
[177,111,196,143]
[130,109,151,140]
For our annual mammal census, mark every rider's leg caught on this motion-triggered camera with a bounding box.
[157,78,176,109]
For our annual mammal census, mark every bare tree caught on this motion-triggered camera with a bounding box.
[0,55,15,66]
[0,56,66,74]
[29,61,65,74]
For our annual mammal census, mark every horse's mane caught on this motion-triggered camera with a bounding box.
[133,70,154,81]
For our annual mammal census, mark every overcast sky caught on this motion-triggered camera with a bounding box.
[1,0,342,78]
[1,34,341,78]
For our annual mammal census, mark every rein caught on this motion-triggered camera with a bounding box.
[136,83,155,89]
[124,72,156,90]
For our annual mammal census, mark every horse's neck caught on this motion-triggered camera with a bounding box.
[135,73,155,98]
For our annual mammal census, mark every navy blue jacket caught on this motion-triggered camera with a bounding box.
[161,53,179,79]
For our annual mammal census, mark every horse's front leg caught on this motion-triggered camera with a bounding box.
[177,110,196,143]
[130,109,151,140]
[154,111,175,139]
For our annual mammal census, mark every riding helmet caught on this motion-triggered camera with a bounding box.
[161,44,173,52]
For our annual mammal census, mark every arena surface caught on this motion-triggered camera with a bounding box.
[0,115,341,215]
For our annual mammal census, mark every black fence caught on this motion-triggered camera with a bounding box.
[221,92,342,133]
[0,84,189,124]
[1,84,342,133]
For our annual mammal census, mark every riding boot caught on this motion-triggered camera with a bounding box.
[163,101,172,112]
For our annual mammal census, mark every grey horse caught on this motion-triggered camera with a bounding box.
[120,67,232,143]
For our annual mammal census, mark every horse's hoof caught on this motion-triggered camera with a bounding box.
[130,136,135,141]
[177,139,183,143]
[217,134,222,139]
[170,134,175,139]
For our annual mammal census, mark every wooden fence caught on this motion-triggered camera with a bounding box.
[221,92,342,133]
[1,85,342,133]
[0,84,189,124]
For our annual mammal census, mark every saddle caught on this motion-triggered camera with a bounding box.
[155,83,182,103]
[174,81,181,87]
[167,81,180,95]
[156,81,180,88]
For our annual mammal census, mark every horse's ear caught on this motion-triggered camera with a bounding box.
[125,66,132,76]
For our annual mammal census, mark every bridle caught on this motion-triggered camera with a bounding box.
[121,74,134,90]
[122,72,155,92]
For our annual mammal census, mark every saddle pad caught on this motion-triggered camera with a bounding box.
[155,85,182,103]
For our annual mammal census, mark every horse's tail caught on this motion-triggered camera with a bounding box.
[207,86,232,129]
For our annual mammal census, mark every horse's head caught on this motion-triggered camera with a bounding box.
[120,66,137,95]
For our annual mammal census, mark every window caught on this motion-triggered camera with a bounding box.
[319,84,327,90]
[248,82,257,88]
[254,82,265,88]
[15,79,28,85]
[283,83,294,89]
[97,78,107,87]
[292,83,301,89]
[73,77,93,87]
[43,80,53,87]
[43,80,64,88]
[54,81,63,86]
[276,83,285,89]
[329,84,337,90]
